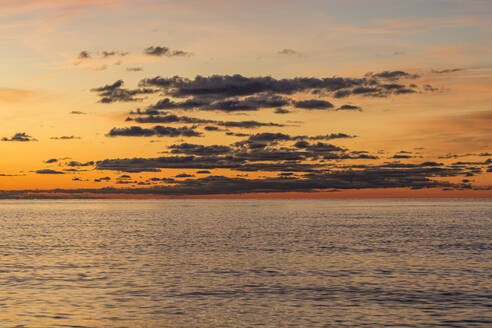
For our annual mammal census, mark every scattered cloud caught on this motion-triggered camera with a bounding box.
[35,169,64,175]
[278,48,297,55]
[337,104,362,111]
[91,80,156,103]
[144,46,191,57]
[50,136,82,140]
[107,125,202,138]
[127,67,143,72]
[2,132,37,142]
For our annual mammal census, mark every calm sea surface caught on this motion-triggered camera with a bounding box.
[0,199,490,327]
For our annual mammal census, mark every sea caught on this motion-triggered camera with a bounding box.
[0,199,490,327]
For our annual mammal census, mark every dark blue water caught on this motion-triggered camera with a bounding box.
[0,199,490,327]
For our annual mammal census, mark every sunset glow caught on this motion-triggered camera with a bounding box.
[1,0,491,198]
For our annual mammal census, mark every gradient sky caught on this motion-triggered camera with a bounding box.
[1,0,491,198]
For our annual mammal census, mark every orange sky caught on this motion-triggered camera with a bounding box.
[0,0,491,198]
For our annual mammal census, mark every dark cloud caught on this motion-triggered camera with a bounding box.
[107,126,202,138]
[221,120,284,128]
[128,114,284,129]
[204,126,220,131]
[129,114,209,124]
[101,51,128,58]
[169,143,232,156]
[77,50,127,60]
[74,51,127,68]
[34,163,467,195]
[144,46,191,57]
[78,51,91,59]
[2,132,37,142]
[367,70,419,81]
[246,132,291,144]
[294,141,344,153]
[278,49,297,55]
[96,156,240,173]
[139,74,366,98]
[50,136,81,140]
[66,161,94,167]
[36,169,64,175]
[91,80,156,103]
[147,97,209,111]
[226,132,249,137]
[295,133,356,141]
[391,154,413,159]
[275,108,291,114]
[337,104,362,111]
[175,173,194,178]
[439,152,492,159]
[45,158,58,164]
[94,177,111,182]
[432,68,463,74]
[70,111,86,115]
[144,94,291,113]
[137,73,423,107]
[95,131,367,174]
[127,67,143,72]
[240,132,355,146]
[294,99,334,110]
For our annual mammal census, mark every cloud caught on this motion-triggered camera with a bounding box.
[337,104,362,111]
[76,50,127,61]
[144,46,191,57]
[432,68,463,74]
[2,132,37,142]
[439,152,492,159]
[175,173,194,178]
[238,132,356,146]
[220,120,284,128]
[91,80,156,103]
[294,99,334,109]
[39,162,469,195]
[36,169,64,174]
[275,108,291,114]
[50,136,81,140]
[139,74,362,98]
[127,113,284,129]
[142,94,292,113]
[169,143,232,155]
[127,67,143,72]
[66,161,94,167]
[101,51,128,58]
[367,70,419,81]
[90,127,379,177]
[391,154,413,159]
[300,133,356,141]
[70,110,86,115]
[130,72,428,114]
[107,126,202,138]
[73,50,129,68]
[78,50,91,59]
[95,156,236,173]
[278,49,297,55]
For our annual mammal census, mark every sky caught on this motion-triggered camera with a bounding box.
[0,0,491,198]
